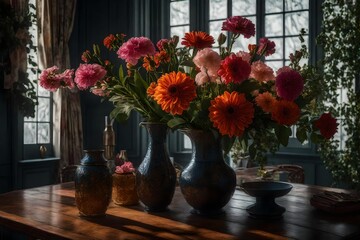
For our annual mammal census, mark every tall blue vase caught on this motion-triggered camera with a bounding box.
[75,149,112,217]
[179,129,236,215]
[136,122,176,212]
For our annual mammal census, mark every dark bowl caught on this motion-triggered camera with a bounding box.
[241,181,293,198]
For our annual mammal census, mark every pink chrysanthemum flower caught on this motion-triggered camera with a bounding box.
[275,69,304,101]
[74,64,107,90]
[193,48,221,77]
[221,16,255,38]
[39,66,75,92]
[250,61,275,82]
[117,37,156,65]
[218,54,251,84]
[257,38,276,56]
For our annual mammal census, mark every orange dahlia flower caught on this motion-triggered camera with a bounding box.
[154,50,170,65]
[255,92,276,113]
[153,72,196,115]
[181,31,215,49]
[271,100,300,126]
[209,91,254,137]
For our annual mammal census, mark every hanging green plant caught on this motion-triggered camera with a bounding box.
[317,0,360,189]
[0,1,38,118]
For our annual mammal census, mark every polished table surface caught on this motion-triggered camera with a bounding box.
[0,182,359,240]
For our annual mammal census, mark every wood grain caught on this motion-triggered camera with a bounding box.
[0,182,359,239]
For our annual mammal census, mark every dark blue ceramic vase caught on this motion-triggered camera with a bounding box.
[136,122,176,212]
[75,149,112,217]
[179,129,236,216]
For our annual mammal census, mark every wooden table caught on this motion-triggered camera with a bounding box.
[0,182,359,240]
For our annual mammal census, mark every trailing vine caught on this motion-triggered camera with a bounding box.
[0,2,38,118]
[317,0,360,189]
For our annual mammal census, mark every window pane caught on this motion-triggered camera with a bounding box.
[170,0,189,26]
[265,0,283,13]
[285,11,308,36]
[38,85,50,97]
[209,20,225,47]
[265,61,283,72]
[37,97,50,122]
[210,0,227,20]
[232,0,256,15]
[265,14,283,36]
[38,123,50,144]
[184,135,192,149]
[24,123,36,144]
[265,38,283,60]
[285,0,309,11]
[171,26,189,38]
[284,36,308,59]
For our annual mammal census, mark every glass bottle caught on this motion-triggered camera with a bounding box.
[103,116,115,173]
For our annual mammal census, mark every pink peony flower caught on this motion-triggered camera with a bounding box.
[193,48,221,77]
[218,54,251,84]
[74,64,107,90]
[257,38,276,56]
[221,16,255,38]
[275,69,304,101]
[314,113,338,139]
[39,66,75,92]
[115,161,135,174]
[250,61,275,82]
[117,37,156,65]
[236,51,251,63]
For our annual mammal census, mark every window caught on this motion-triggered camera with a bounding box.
[23,0,52,159]
[167,0,316,153]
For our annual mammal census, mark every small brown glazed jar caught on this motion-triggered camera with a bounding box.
[112,172,139,206]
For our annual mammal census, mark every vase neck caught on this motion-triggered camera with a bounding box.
[185,129,223,162]
[82,150,106,165]
[143,123,168,144]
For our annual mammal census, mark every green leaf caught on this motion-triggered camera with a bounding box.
[275,125,292,146]
[296,127,308,143]
[118,65,125,84]
[167,117,186,129]
[221,136,236,155]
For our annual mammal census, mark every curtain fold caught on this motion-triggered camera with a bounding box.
[37,0,83,171]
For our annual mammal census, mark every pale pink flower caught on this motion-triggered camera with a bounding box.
[250,61,275,82]
[195,68,218,85]
[193,48,221,77]
[275,69,304,101]
[39,66,75,92]
[74,64,107,90]
[236,51,251,63]
[115,161,135,174]
[117,37,156,65]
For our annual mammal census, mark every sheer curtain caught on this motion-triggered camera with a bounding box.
[37,0,83,171]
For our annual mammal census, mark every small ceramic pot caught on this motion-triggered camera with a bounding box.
[112,172,139,206]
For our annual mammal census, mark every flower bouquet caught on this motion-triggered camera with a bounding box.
[39,15,337,169]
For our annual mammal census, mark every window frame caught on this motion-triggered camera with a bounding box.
[22,0,54,160]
